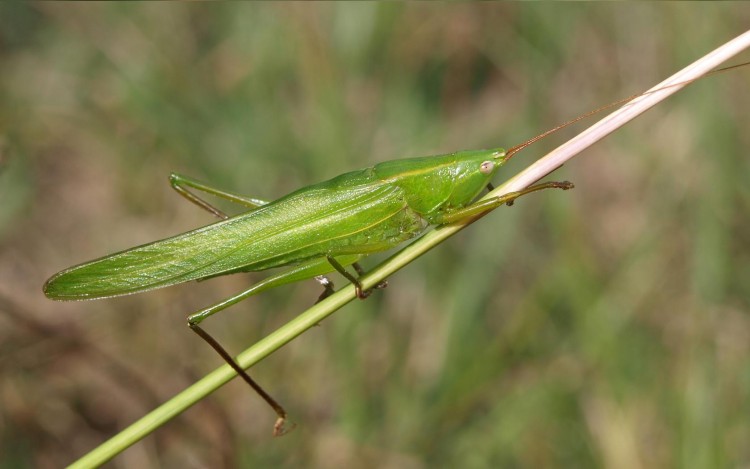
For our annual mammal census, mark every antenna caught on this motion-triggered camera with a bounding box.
[504,61,750,161]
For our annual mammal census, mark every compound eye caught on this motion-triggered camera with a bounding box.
[480,161,494,174]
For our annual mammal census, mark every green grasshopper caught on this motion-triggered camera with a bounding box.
[44,61,745,435]
[44,145,572,434]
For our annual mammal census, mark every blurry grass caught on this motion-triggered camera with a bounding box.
[1,3,749,468]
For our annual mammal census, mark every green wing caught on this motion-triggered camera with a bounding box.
[44,182,406,300]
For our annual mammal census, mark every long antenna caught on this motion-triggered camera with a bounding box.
[504,61,750,161]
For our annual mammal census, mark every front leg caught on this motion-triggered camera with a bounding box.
[432,181,574,225]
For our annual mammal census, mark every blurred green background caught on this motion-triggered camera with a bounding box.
[1,3,749,468]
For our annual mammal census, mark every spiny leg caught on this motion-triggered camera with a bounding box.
[185,277,307,437]
[189,323,293,436]
[171,175,290,434]
[184,256,361,434]
[169,172,270,220]
[168,173,313,434]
